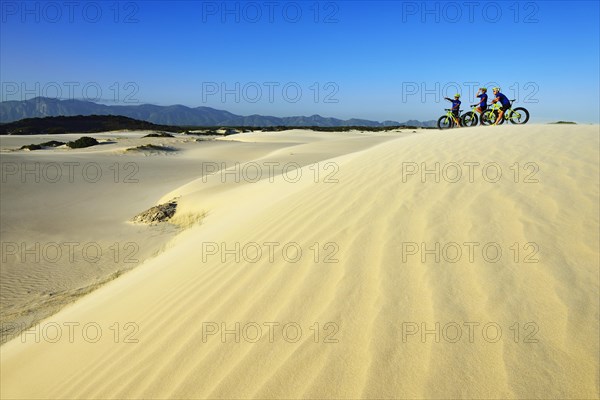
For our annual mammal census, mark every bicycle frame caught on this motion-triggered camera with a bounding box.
[445,109,461,125]
[461,103,488,126]
[487,100,522,122]
[437,108,462,129]
[440,108,462,128]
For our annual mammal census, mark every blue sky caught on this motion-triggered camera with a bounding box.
[1,0,599,123]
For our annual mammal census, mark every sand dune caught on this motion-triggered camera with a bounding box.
[1,125,598,399]
[0,131,305,343]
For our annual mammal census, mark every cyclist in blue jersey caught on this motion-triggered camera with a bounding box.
[444,94,462,126]
[475,88,488,116]
[491,87,511,125]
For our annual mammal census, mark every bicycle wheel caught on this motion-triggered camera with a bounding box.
[480,110,496,126]
[508,107,530,124]
[462,112,478,127]
[437,115,454,129]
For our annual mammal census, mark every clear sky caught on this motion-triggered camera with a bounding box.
[1,0,599,123]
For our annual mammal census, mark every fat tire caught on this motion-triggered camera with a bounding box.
[437,115,454,129]
[462,112,478,127]
[481,110,496,126]
[509,107,530,124]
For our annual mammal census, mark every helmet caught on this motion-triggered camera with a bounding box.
[454,93,461,98]
[480,87,487,92]
[492,87,500,92]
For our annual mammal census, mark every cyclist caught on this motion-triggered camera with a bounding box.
[444,94,462,126]
[475,88,488,116]
[491,87,511,125]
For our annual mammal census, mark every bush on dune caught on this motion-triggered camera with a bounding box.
[125,144,178,153]
[66,136,99,149]
[142,132,175,138]
[20,144,42,150]
[40,140,66,147]
[19,140,66,150]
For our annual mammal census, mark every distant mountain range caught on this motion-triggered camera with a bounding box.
[0,115,188,135]
[0,97,436,127]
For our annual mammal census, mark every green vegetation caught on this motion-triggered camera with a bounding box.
[40,140,66,147]
[20,137,99,150]
[126,144,177,152]
[0,115,186,135]
[142,132,175,138]
[550,121,576,124]
[19,140,66,150]
[184,128,238,136]
[66,136,99,149]
[1,115,430,137]
[20,144,43,150]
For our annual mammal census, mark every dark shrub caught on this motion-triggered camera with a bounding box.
[20,144,42,150]
[142,132,174,138]
[66,136,99,149]
[39,140,65,147]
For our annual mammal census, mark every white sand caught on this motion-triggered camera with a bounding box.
[1,125,598,398]
[0,131,305,342]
